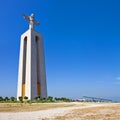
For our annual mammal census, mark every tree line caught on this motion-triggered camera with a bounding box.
[0,96,16,102]
[0,96,71,103]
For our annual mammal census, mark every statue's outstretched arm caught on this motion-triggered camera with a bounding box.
[33,20,40,26]
[23,14,30,21]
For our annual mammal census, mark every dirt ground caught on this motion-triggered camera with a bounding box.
[0,102,120,120]
[0,103,74,112]
[53,103,120,120]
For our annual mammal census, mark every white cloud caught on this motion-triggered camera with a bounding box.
[113,77,120,85]
[116,77,120,80]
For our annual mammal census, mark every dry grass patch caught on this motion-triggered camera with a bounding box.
[53,103,120,120]
[0,103,75,112]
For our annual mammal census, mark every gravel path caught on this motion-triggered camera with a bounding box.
[0,103,108,120]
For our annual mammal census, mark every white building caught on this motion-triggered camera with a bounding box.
[17,14,47,100]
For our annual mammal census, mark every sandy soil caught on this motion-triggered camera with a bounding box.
[54,103,120,120]
[0,102,120,120]
[0,103,74,112]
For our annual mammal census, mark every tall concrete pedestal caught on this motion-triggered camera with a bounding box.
[17,14,47,100]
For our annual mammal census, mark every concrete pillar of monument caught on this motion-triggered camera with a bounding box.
[17,14,47,100]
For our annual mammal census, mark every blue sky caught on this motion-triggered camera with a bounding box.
[0,0,120,101]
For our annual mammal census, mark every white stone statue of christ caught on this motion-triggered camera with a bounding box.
[23,13,39,29]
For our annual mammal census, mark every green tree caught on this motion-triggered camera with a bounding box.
[47,96,53,102]
[34,96,38,101]
[10,97,16,102]
[18,96,23,102]
[4,97,9,101]
[39,97,46,103]
[54,97,60,101]
[60,97,70,102]
[24,96,28,104]
[24,96,28,100]
[38,96,41,100]
[0,96,3,101]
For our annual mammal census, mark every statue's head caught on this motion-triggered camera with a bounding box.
[31,13,34,17]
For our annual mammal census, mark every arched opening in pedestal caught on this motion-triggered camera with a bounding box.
[22,36,27,98]
[36,36,41,96]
